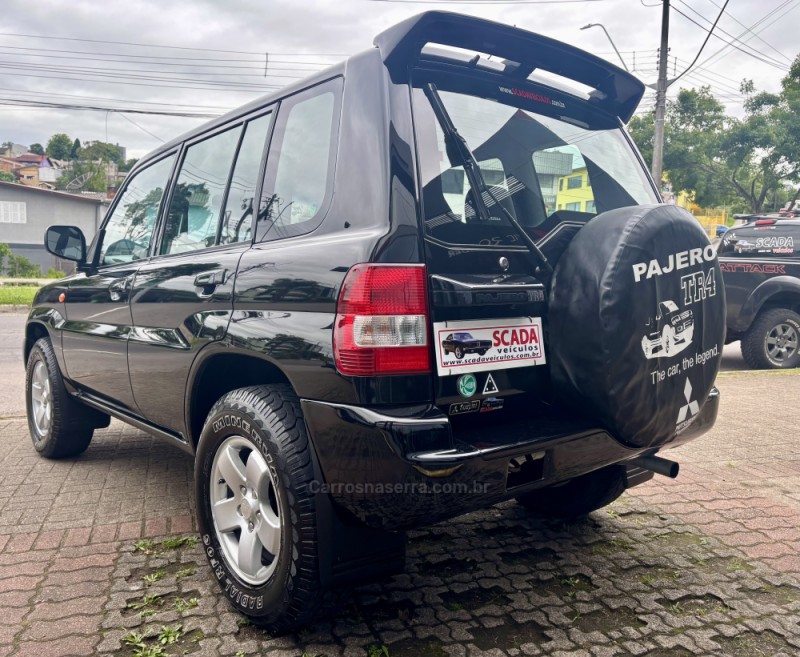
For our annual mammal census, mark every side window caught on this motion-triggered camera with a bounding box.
[719,226,799,258]
[257,78,342,241]
[98,154,175,266]
[160,125,242,256]
[219,113,273,245]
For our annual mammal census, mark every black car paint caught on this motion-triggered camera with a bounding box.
[719,219,800,337]
[26,13,720,533]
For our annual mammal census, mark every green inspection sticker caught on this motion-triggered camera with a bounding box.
[457,374,477,397]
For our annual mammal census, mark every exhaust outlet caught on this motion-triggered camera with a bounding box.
[629,455,679,479]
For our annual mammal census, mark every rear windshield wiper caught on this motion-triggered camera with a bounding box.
[423,83,554,284]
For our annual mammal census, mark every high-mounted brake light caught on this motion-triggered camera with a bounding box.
[755,218,776,226]
[334,264,430,376]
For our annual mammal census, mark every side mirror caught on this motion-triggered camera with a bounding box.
[44,225,87,264]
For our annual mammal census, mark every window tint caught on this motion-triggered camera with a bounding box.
[718,224,799,258]
[98,155,175,266]
[219,113,272,245]
[161,125,242,255]
[257,79,342,241]
[413,88,655,249]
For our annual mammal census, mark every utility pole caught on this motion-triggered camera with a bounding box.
[651,0,670,188]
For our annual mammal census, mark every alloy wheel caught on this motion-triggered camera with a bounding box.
[210,436,282,585]
[30,360,52,437]
[766,323,799,364]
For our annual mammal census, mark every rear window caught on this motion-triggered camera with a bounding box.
[413,85,656,249]
[718,223,799,258]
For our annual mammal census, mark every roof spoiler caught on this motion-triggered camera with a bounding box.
[374,11,645,123]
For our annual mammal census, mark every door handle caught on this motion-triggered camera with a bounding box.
[194,268,228,297]
[109,275,133,302]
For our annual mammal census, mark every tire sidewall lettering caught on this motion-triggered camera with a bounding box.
[199,409,285,615]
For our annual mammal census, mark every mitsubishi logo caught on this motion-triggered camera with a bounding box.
[676,378,700,424]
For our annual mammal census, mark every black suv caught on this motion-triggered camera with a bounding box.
[24,13,725,631]
[719,217,800,369]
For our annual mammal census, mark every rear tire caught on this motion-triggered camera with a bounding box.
[515,465,626,520]
[741,308,800,370]
[195,384,321,633]
[25,337,107,459]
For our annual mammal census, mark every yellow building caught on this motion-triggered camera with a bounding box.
[555,167,595,213]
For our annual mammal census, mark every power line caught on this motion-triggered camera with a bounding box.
[118,113,166,143]
[0,60,311,83]
[0,69,281,94]
[0,31,346,57]
[0,43,337,66]
[0,85,231,111]
[0,49,325,72]
[692,0,799,73]
[0,97,219,117]
[672,0,789,70]
[700,0,792,64]
[670,2,789,72]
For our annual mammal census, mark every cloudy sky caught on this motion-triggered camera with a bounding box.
[1,0,796,159]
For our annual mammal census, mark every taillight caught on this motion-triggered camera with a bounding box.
[334,264,430,376]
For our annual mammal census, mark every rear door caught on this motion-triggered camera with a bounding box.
[61,153,176,410]
[718,221,800,331]
[411,77,658,420]
[127,110,274,435]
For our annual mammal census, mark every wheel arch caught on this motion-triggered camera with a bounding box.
[738,276,800,332]
[24,321,50,363]
[185,348,294,450]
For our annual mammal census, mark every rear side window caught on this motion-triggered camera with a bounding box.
[719,224,799,258]
[98,154,175,266]
[257,78,342,241]
[161,125,242,255]
[220,112,273,245]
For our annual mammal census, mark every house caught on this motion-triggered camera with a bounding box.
[0,181,109,273]
[0,157,20,174]
[9,154,62,189]
[556,165,595,214]
[0,143,27,158]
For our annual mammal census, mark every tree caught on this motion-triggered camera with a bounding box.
[29,143,44,155]
[79,141,123,163]
[70,138,81,160]
[55,160,107,193]
[119,158,138,172]
[46,133,73,160]
[744,55,800,209]
[0,243,40,278]
[628,79,799,214]
[0,171,15,183]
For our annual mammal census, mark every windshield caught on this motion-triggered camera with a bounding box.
[413,87,657,248]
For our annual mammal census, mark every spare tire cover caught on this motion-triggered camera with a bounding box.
[548,204,725,448]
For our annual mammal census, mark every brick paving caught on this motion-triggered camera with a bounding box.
[1,311,800,655]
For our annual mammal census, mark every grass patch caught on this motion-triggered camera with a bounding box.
[143,570,165,586]
[174,597,198,612]
[0,285,38,305]
[160,535,198,550]
[131,536,197,555]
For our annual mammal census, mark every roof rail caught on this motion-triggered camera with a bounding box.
[374,11,645,122]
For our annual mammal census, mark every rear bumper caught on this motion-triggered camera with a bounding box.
[301,387,720,530]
